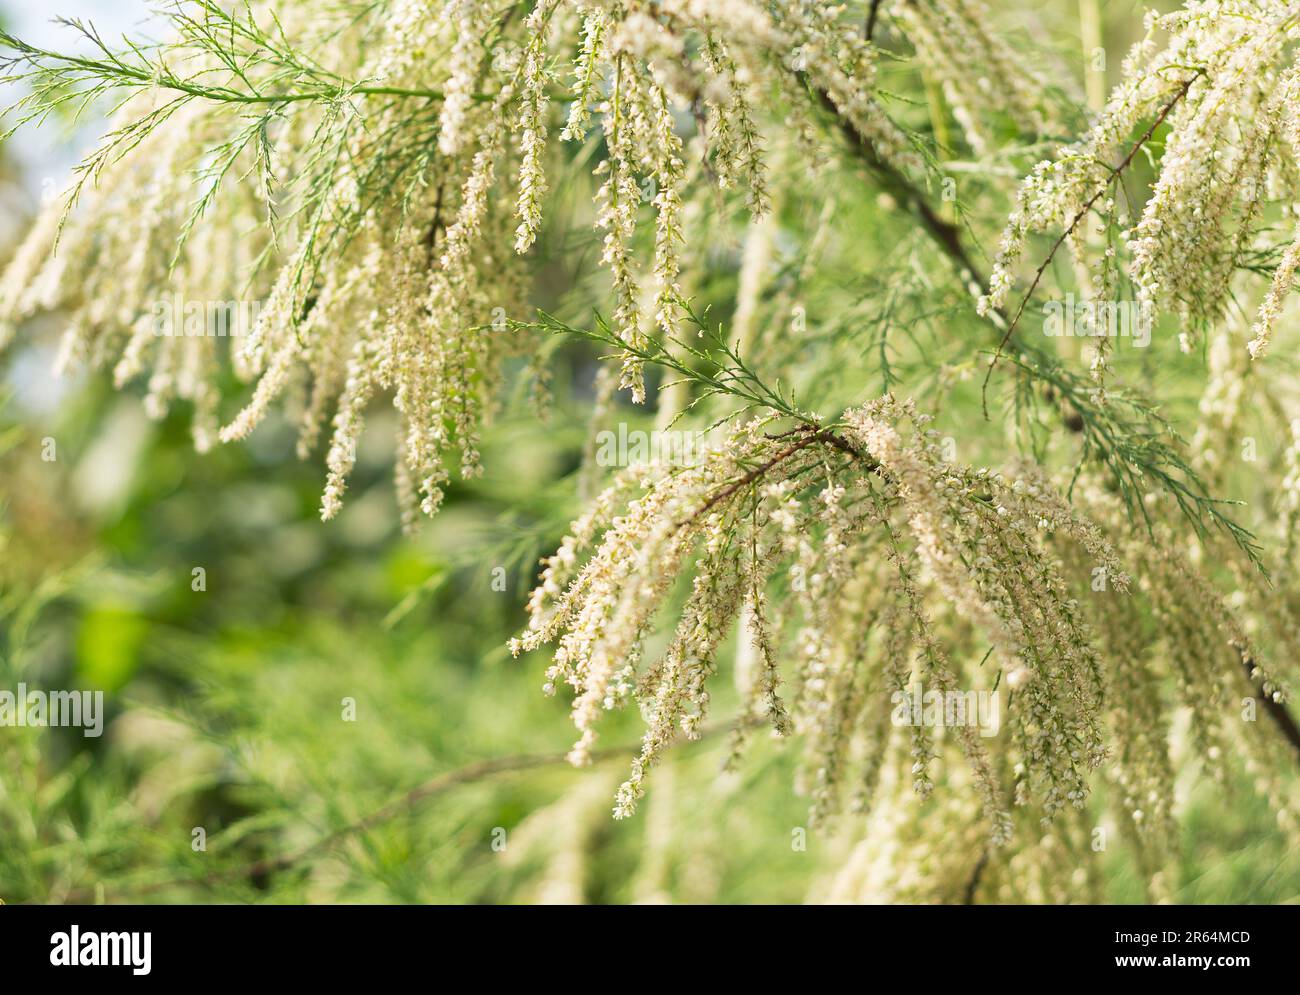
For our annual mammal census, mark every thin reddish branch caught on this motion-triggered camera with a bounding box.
[1243,654,1300,760]
[980,72,1203,408]
[679,427,878,533]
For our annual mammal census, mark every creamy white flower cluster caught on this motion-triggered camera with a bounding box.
[983,1,1300,364]
[512,396,1175,844]
[846,397,1126,830]
[0,0,1084,529]
[514,392,1300,896]
[1,0,971,521]
[892,0,1062,157]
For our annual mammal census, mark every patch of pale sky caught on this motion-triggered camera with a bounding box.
[2,2,157,414]
[3,0,159,183]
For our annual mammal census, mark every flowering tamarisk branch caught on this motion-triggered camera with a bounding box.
[0,0,962,523]
[980,70,1203,401]
[984,2,1300,364]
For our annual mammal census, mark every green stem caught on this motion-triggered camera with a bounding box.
[1079,0,1105,111]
